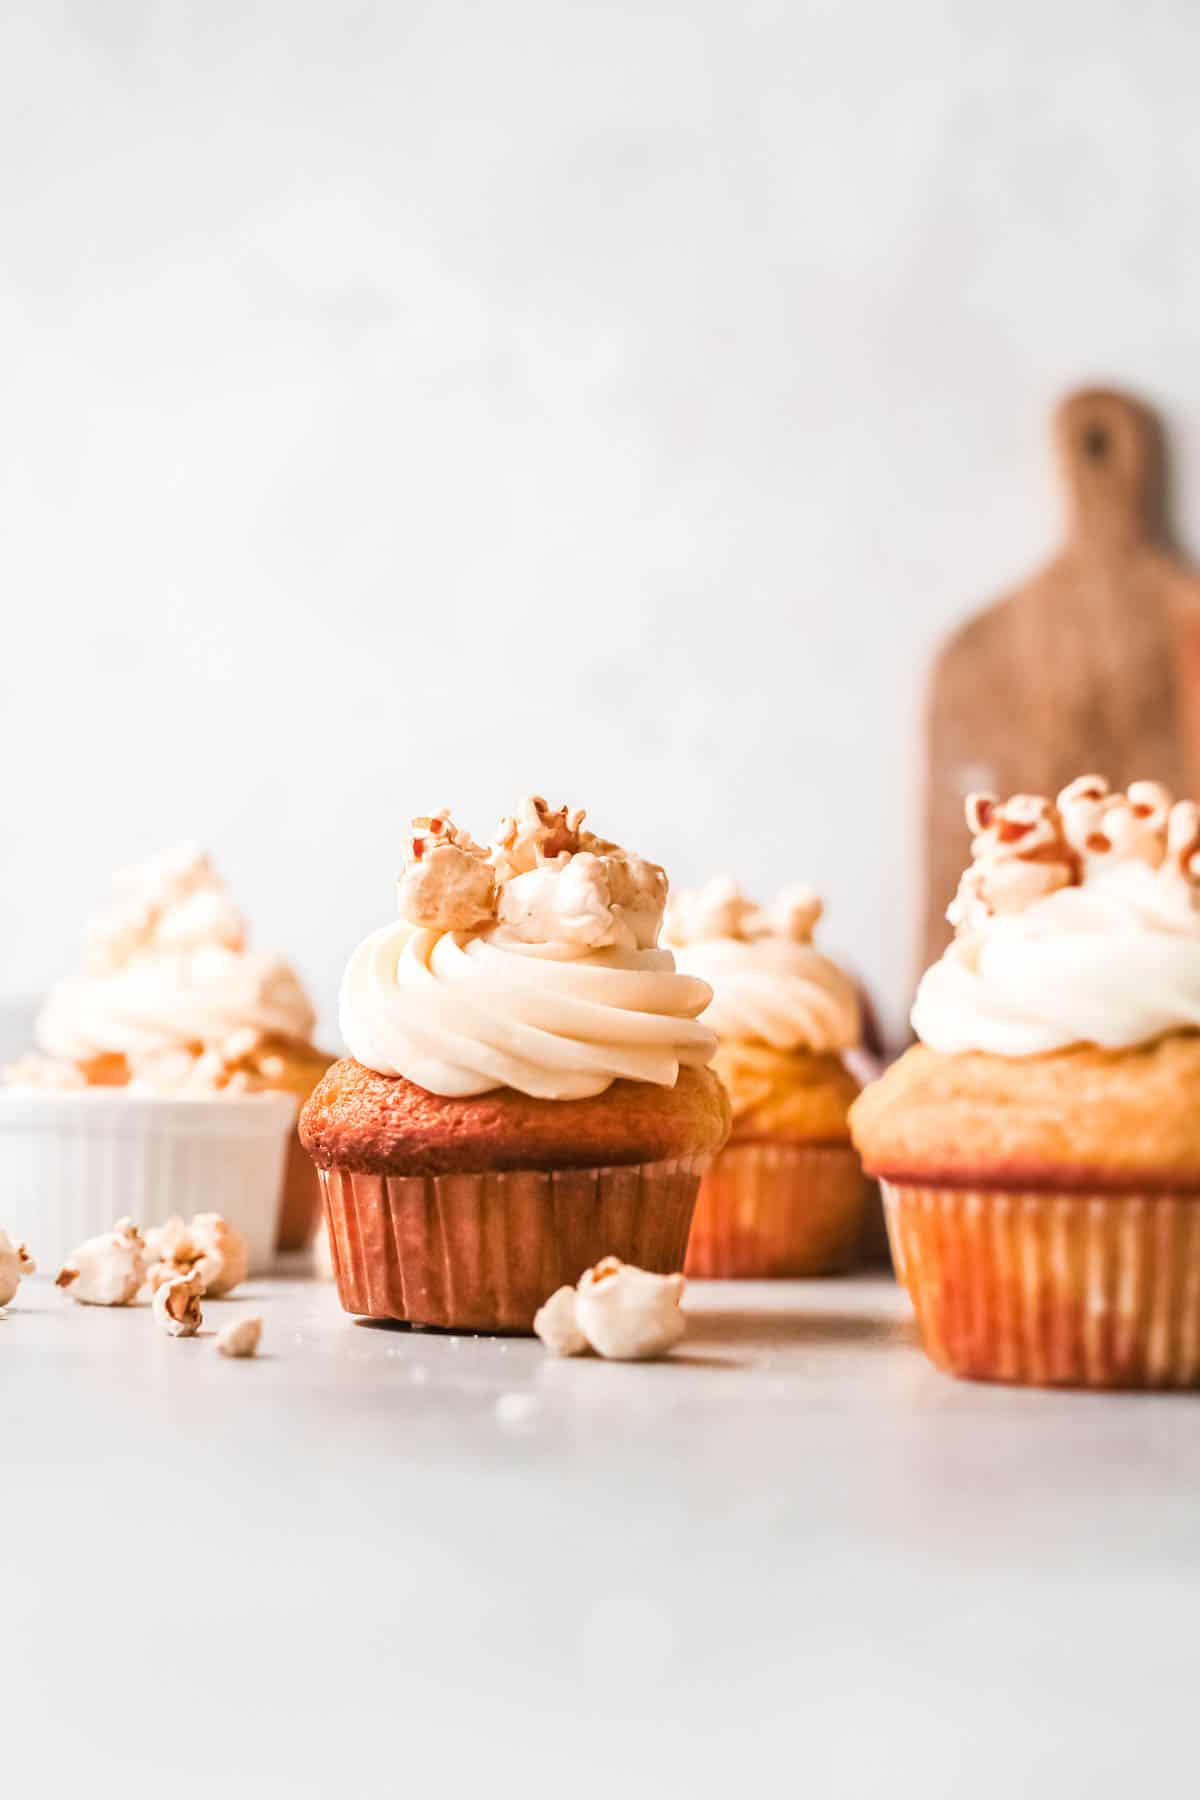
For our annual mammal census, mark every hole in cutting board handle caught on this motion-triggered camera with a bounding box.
[1054,387,1161,546]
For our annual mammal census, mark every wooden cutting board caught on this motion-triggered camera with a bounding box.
[922,386,1200,978]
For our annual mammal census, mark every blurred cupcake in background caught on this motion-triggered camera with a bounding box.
[300,798,730,1332]
[3,845,332,1267]
[663,877,867,1276]
[851,776,1200,1388]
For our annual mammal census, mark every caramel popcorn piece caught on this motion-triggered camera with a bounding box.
[663,876,825,947]
[764,885,824,943]
[532,1285,589,1357]
[56,1218,147,1306]
[0,1230,36,1308]
[948,792,1076,931]
[85,843,246,974]
[947,776,1200,933]
[145,1212,249,1298]
[662,875,759,946]
[573,1257,687,1362]
[397,812,498,932]
[393,797,669,950]
[215,1316,263,1358]
[153,1268,204,1337]
[190,1213,249,1297]
[490,796,588,881]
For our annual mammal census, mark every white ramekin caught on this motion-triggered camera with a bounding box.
[0,1089,297,1274]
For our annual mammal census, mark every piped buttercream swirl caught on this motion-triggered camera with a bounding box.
[912,862,1200,1056]
[339,921,717,1100]
[37,947,316,1065]
[670,937,860,1053]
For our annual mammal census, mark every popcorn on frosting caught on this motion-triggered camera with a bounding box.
[948,776,1200,934]
[662,876,824,948]
[85,843,246,975]
[395,797,668,951]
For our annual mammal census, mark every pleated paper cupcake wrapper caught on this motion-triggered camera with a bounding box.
[320,1154,707,1333]
[883,1181,1200,1388]
[685,1141,868,1278]
[0,1089,297,1273]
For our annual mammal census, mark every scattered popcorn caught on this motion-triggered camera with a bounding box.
[663,876,823,946]
[393,798,668,949]
[532,1285,590,1357]
[190,1213,249,1296]
[946,776,1200,934]
[535,1258,687,1362]
[575,1258,687,1361]
[144,1212,249,1298]
[215,1315,262,1358]
[55,1218,147,1306]
[153,1269,204,1337]
[0,1230,36,1307]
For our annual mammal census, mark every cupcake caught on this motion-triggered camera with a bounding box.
[299,798,731,1332]
[851,776,1200,1388]
[2,845,333,1267]
[662,877,867,1276]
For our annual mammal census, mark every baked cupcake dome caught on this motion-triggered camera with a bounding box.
[852,775,1200,1387]
[301,797,731,1330]
[301,1060,729,1175]
[663,876,868,1276]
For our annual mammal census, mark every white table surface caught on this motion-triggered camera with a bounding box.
[8,1268,1197,1798]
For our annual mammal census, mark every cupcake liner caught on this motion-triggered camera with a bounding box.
[685,1142,868,1278]
[883,1181,1200,1389]
[0,1089,296,1274]
[320,1154,706,1332]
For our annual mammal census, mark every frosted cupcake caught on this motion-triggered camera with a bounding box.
[663,877,866,1275]
[851,776,1200,1388]
[299,799,731,1332]
[3,845,332,1266]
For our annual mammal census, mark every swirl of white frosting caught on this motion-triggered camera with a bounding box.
[339,921,718,1100]
[912,862,1200,1056]
[36,948,317,1063]
[672,937,861,1053]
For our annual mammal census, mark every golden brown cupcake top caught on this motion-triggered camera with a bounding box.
[850,1036,1200,1190]
[712,1043,859,1145]
[300,1058,731,1175]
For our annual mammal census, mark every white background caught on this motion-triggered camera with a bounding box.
[4,0,1200,1046]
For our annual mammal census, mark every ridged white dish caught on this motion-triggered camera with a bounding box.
[0,1089,297,1273]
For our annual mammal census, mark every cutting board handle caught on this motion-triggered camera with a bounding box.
[1054,387,1162,551]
